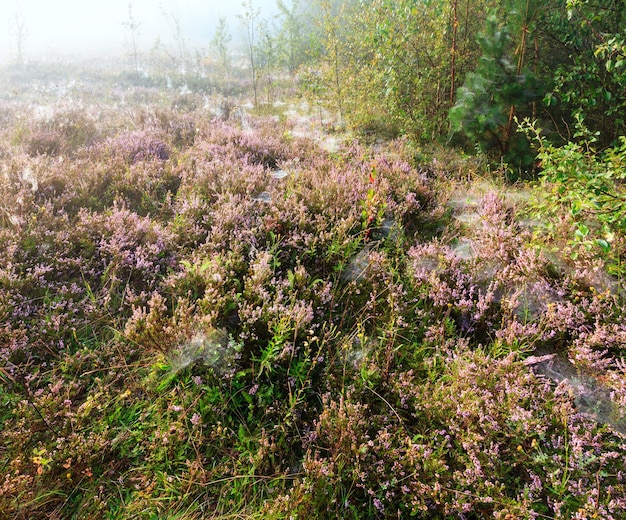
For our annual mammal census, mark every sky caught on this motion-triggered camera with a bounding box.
[0,0,279,62]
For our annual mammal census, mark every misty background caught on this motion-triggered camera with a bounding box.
[1,0,280,62]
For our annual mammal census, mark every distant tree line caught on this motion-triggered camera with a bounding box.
[265,0,626,169]
[12,0,622,169]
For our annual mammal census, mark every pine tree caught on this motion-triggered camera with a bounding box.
[449,11,540,165]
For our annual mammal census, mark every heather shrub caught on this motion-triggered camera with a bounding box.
[193,116,310,170]
[0,205,101,362]
[34,157,118,214]
[165,112,198,148]
[73,204,177,305]
[101,128,170,164]
[181,126,270,199]
[166,193,214,249]
[273,344,626,519]
[0,101,18,135]
[0,198,179,368]
[134,106,198,148]
[25,127,64,156]
[101,159,181,217]
[34,153,180,218]
[123,292,197,352]
[2,69,626,520]
[205,193,267,256]
[20,108,100,157]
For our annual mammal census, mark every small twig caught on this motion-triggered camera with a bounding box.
[363,383,404,426]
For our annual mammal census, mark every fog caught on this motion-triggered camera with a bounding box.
[1,0,280,62]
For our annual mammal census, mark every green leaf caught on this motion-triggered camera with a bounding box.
[575,224,589,238]
[596,239,611,253]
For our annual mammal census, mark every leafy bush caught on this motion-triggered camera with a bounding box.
[521,117,626,278]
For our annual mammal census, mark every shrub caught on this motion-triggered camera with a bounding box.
[520,117,626,279]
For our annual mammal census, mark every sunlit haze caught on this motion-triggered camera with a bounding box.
[1,0,279,62]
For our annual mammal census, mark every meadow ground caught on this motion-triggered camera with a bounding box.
[1,63,625,519]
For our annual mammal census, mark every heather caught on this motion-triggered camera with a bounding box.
[1,64,626,520]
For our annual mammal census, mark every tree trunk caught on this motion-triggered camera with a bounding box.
[450,0,458,102]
